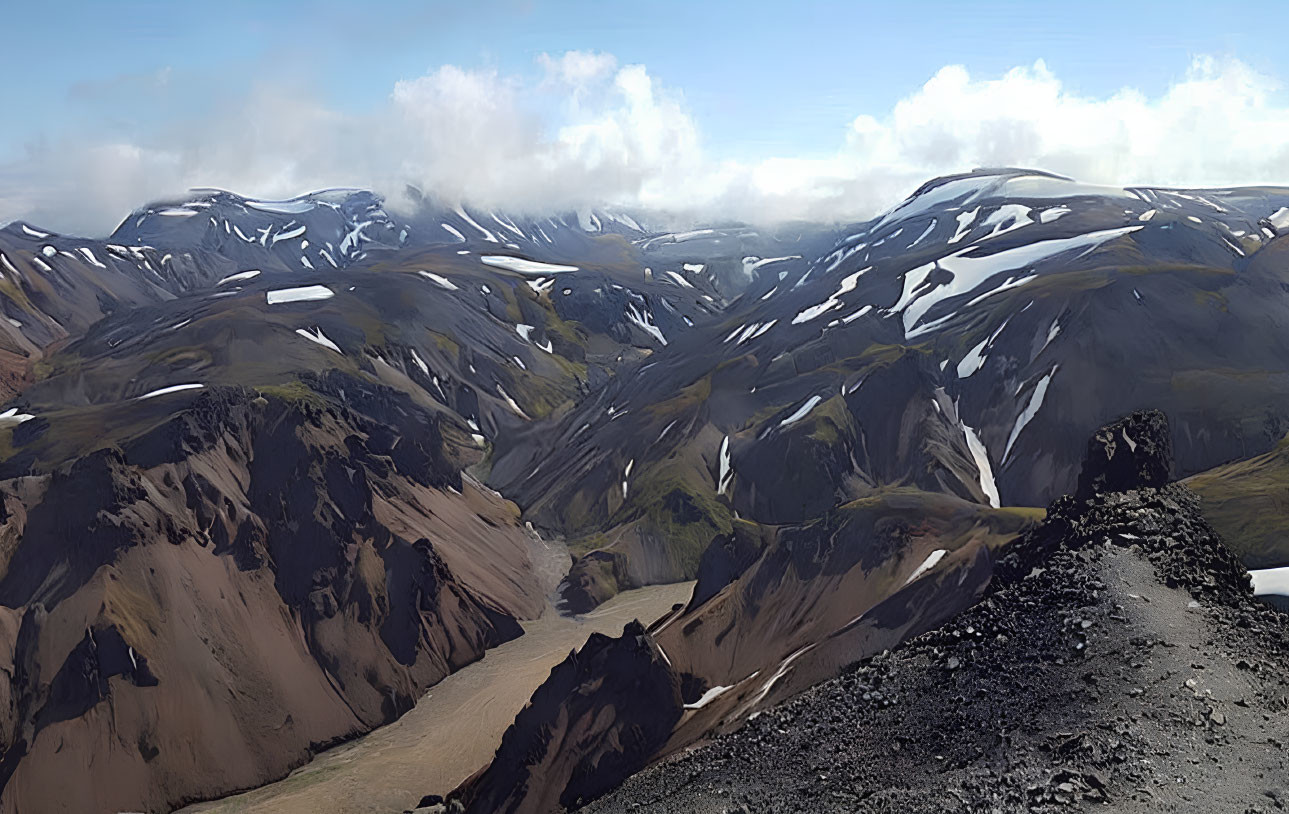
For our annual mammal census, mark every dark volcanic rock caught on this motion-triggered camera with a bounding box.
[1075,409,1173,501]
[449,620,683,814]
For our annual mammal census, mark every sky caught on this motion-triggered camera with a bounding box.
[2,0,1288,235]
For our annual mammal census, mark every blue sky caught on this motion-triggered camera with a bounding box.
[3,0,1288,233]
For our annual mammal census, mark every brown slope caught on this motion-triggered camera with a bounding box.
[0,383,548,814]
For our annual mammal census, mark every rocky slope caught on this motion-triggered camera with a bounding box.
[580,411,1289,813]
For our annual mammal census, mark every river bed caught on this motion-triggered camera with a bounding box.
[177,581,694,814]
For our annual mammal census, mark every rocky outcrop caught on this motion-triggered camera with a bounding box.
[447,621,683,814]
[1074,409,1173,501]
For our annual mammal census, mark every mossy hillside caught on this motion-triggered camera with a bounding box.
[802,394,856,446]
[609,463,733,580]
[0,277,41,322]
[491,366,580,420]
[257,380,327,410]
[643,374,713,422]
[1186,433,1289,569]
[146,345,215,371]
[827,486,1041,559]
[31,348,84,382]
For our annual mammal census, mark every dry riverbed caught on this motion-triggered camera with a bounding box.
[178,581,694,814]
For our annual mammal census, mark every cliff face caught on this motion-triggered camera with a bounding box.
[0,384,549,814]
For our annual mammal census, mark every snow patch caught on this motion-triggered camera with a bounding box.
[962,424,1000,508]
[791,266,871,325]
[664,270,694,288]
[779,395,823,427]
[625,302,667,345]
[896,226,1142,335]
[949,208,979,244]
[455,207,498,242]
[1250,566,1289,597]
[418,270,459,290]
[339,221,372,255]
[1040,206,1072,224]
[271,224,307,244]
[684,684,734,710]
[908,219,937,249]
[0,408,35,424]
[718,436,733,494]
[480,256,578,275]
[904,549,949,585]
[245,199,315,214]
[218,269,261,286]
[410,349,430,376]
[1003,367,1057,462]
[266,285,334,305]
[957,339,989,379]
[744,255,801,276]
[295,327,342,354]
[497,385,529,419]
[136,383,204,400]
[980,204,1034,240]
[77,247,106,268]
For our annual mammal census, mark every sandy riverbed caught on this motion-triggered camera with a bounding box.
[178,581,695,814]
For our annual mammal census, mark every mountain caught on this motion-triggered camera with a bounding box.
[436,412,1289,814]
[0,186,850,812]
[490,168,1289,611]
[0,169,1287,813]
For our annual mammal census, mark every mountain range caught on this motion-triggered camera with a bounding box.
[0,167,1287,813]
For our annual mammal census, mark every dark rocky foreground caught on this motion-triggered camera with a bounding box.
[574,411,1289,813]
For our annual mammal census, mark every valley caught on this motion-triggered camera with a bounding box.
[0,168,1286,813]
[180,581,694,814]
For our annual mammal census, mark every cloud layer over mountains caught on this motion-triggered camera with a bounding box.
[2,51,1287,235]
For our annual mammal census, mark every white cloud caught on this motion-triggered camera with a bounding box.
[2,53,1288,236]
[538,50,617,87]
